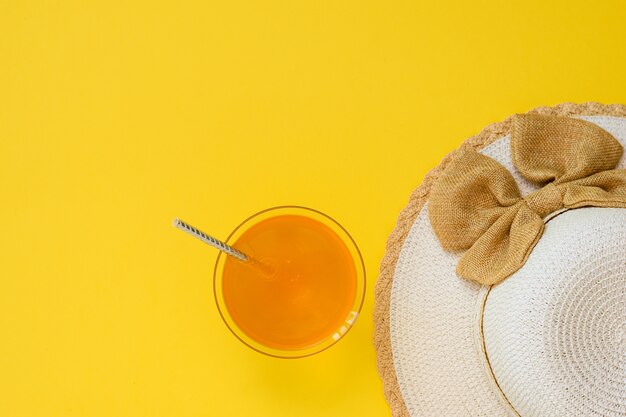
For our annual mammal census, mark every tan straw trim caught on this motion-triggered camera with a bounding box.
[373,102,626,417]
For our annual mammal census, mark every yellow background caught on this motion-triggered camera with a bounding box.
[1,1,625,416]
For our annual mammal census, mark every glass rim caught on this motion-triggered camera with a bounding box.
[212,205,366,359]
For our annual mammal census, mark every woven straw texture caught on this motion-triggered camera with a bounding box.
[484,208,626,416]
[373,103,626,417]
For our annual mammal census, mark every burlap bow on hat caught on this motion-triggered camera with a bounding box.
[429,114,626,285]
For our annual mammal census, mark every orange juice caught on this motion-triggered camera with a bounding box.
[221,215,357,351]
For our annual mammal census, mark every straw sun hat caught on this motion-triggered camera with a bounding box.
[374,103,626,417]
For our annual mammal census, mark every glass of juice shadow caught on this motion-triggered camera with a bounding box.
[213,206,366,358]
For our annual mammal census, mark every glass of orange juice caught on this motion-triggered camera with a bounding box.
[213,206,365,358]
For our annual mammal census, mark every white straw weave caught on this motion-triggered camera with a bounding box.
[484,208,626,417]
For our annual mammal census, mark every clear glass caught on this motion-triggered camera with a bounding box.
[213,206,366,358]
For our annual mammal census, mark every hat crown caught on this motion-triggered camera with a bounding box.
[483,208,626,416]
